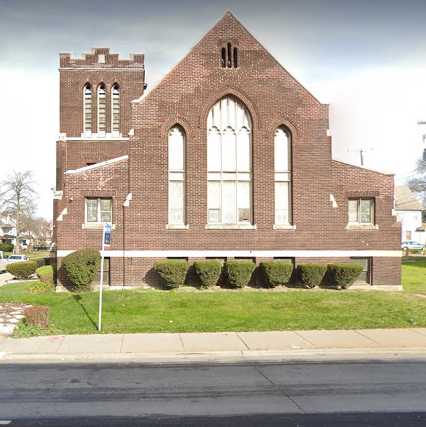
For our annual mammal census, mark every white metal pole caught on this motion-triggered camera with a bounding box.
[98,225,105,332]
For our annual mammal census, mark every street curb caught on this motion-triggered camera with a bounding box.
[1,348,426,365]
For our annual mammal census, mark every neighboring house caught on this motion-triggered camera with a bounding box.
[53,12,401,287]
[394,185,426,245]
[0,220,16,246]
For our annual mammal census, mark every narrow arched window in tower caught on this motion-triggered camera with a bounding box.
[227,43,232,68]
[83,83,92,133]
[111,83,120,134]
[207,96,252,225]
[233,47,238,68]
[97,83,106,134]
[274,127,292,226]
[168,126,186,226]
[221,47,226,68]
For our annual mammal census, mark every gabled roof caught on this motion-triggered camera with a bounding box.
[133,11,323,106]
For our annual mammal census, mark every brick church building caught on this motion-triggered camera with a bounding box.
[53,12,401,287]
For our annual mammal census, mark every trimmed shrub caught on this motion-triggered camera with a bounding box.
[298,264,327,289]
[260,260,293,288]
[0,242,13,253]
[154,260,188,289]
[36,265,53,285]
[62,248,100,290]
[29,281,54,293]
[6,261,37,279]
[326,263,364,289]
[224,260,256,288]
[193,260,222,288]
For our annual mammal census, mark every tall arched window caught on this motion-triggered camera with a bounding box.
[111,83,120,134]
[97,83,106,133]
[83,83,92,133]
[168,126,186,226]
[274,127,292,226]
[207,96,252,226]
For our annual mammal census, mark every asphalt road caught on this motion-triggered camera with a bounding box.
[0,360,426,426]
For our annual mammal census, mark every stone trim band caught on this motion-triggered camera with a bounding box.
[57,250,402,258]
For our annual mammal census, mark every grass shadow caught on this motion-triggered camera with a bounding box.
[72,294,98,331]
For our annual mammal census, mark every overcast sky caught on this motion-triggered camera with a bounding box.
[1,0,426,219]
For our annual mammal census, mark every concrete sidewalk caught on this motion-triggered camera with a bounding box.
[1,328,426,363]
[0,272,13,286]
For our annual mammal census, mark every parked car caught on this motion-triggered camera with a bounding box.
[5,255,29,263]
[401,241,424,250]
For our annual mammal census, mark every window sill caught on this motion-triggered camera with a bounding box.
[82,223,116,230]
[79,132,125,140]
[273,224,296,230]
[205,224,257,230]
[166,224,190,230]
[345,223,379,231]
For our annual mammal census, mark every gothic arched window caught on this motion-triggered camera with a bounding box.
[111,83,120,134]
[83,83,92,133]
[274,127,292,225]
[207,96,252,225]
[97,83,106,133]
[168,126,186,226]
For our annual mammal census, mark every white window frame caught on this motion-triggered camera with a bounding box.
[273,127,294,229]
[97,84,107,135]
[111,83,120,136]
[83,83,92,135]
[85,197,112,225]
[207,96,254,229]
[167,126,187,229]
[348,198,375,226]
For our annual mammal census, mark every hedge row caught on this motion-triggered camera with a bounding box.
[6,261,37,279]
[52,249,365,292]
[154,259,364,290]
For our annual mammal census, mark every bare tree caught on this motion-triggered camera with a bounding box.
[0,171,37,254]
[20,216,52,249]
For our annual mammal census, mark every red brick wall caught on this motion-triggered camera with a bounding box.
[61,140,128,171]
[54,13,401,287]
[59,48,144,138]
[55,158,128,252]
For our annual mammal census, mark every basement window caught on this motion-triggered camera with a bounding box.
[350,257,371,284]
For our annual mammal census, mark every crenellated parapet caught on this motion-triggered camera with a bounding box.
[60,48,144,69]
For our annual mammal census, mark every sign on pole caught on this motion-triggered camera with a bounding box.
[98,223,112,332]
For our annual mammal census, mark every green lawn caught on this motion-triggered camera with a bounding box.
[402,257,426,293]
[0,256,424,337]
[1,281,426,337]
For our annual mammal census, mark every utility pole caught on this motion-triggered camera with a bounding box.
[347,147,373,167]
